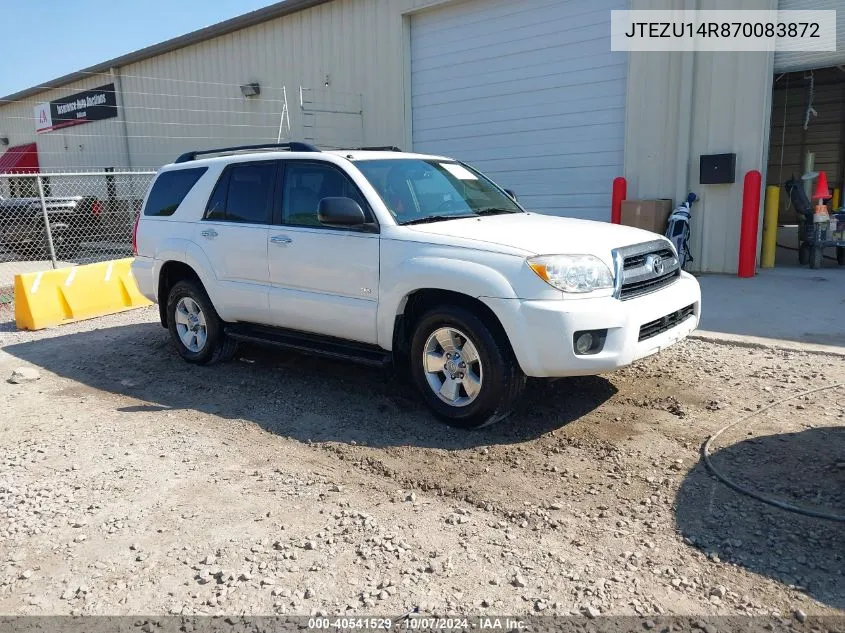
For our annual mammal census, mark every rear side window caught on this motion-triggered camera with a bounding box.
[204,162,275,224]
[143,167,207,217]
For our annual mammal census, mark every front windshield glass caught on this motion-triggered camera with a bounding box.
[355,159,523,225]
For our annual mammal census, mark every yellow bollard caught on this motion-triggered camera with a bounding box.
[833,187,841,211]
[761,185,780,268]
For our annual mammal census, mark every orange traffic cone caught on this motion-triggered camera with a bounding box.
[814,171,831,200]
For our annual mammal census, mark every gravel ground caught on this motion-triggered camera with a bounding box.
[0,306,843,618]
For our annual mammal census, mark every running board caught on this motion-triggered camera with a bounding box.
[225,324,392,368]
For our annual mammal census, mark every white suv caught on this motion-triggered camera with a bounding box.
[132,142,701,428]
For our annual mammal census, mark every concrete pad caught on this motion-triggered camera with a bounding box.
[696,266,845,352]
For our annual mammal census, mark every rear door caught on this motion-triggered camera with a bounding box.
[195,161,277,325]
[267,160,380,343]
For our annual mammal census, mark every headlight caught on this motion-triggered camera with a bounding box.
[527,254,614,293]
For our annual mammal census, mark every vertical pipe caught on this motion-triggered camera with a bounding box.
[611,177,627,224]
[761,185,780,268]
[738,171,763,278]
[802,151,814,200]
[37,175,57,269]
[832,187,841,211]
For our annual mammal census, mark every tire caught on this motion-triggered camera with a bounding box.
[166,280,237,365]
[798,242,810,266]
[810,245,822,269]
[837,247,845,266]
[409,305,525,429]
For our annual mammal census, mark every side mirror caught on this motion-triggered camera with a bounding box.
[504,189,518,202]
[318,197,366,227]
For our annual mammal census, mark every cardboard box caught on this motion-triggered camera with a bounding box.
[620,199,673,233]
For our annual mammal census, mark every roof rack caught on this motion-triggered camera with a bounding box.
[174,141,320,163]
[348,146,403,152]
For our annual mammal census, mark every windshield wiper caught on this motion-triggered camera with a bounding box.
[399,214,476,226]
[474,207,520,216]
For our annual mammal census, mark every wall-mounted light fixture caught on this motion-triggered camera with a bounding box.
[0,137,9,146]
[324,74,331,87]
[239,82,261,98]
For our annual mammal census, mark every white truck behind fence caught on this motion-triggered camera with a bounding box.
[0,171,156,321]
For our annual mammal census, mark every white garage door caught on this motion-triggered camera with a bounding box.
[773,0,845,73]
[411,0,628,221]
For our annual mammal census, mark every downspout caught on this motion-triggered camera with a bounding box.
[110,67,132,169]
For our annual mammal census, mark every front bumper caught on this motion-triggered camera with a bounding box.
[486,272,701,377]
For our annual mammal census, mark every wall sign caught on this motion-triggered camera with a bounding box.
[34,83,118,133]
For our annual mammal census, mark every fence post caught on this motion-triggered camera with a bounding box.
[36,175,58,269]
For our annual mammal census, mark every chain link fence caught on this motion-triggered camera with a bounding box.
[0,171,155,323]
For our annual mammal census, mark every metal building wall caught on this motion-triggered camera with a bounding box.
[117,0,447,168]
[624,0,777,274]
[0,73,131,171]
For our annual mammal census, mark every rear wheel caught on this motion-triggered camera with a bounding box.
[409,305,525,429]
[166,280,237,365]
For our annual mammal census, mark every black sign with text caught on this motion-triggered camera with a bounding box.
[35,83,118,133]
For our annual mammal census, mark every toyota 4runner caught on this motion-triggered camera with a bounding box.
[132,142,701,428]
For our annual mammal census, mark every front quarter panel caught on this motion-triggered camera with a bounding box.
[377,240,527,349]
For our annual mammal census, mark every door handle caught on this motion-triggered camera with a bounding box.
[200,229,218,238]
[270,235,293,245]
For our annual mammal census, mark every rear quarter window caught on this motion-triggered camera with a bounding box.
[143,167,207,217]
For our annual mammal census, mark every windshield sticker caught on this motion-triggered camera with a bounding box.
[440,163,478,180]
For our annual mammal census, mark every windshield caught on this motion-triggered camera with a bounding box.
[355,159,523,225]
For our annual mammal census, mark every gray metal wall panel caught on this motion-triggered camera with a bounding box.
[774,0,845,72]
[0,74,131,171]
[410,0,628,221]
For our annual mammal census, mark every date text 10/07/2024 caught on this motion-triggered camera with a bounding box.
[306,617,527,630]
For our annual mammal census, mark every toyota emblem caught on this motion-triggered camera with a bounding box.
[646,254,665,275]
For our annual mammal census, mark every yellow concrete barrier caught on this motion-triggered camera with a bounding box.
[14,258,151,330]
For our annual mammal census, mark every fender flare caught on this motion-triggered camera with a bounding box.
[377,256,518,349]
[156,240,231,322]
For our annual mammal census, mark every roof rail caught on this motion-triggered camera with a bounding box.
[174,141,320,163]
[348,146,402,152]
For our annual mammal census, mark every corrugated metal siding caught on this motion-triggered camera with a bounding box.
[118,0,449,168]
[774,0,845,72]
[625,0,778,274]
[767,68,845,222]
[2,0,446,170]
[0,73,131,170]
[410,0,628,221]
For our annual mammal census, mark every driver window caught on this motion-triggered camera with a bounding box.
[282,162,370,227]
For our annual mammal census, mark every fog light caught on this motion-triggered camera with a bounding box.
[573,329,607,356]
[575,332,593,355]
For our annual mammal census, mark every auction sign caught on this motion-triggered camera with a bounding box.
[34,83,118,133]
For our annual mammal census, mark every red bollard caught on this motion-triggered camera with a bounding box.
[738,170,762,278]
[611,177,627,224]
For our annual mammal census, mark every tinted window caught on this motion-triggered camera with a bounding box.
[144,168,207,217]
[224,163,275,224]
[282,162,369,227]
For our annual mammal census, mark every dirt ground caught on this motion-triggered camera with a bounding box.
[0,306,843,618]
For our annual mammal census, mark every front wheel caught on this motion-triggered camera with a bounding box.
[837,246,845,266]
[166,280,237,365]
[409,305,525,429]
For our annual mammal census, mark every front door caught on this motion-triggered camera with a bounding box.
[267,160,380,344]
[195,161,277,324]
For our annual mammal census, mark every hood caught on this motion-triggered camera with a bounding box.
[406,213,667,263]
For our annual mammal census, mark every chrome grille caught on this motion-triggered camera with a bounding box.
[612,240,681,301]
